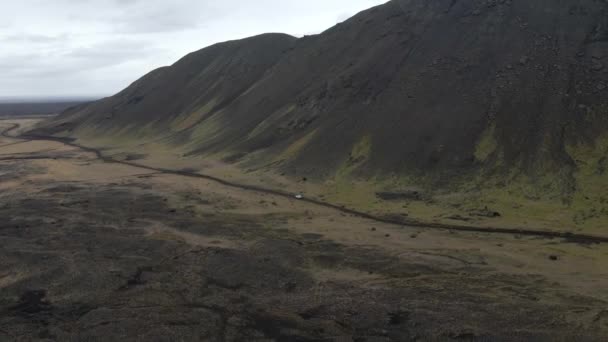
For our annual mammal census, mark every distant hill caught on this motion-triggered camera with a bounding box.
[34,0,608,232]
[0,101,91,117]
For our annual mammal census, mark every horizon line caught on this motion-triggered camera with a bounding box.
[0,95,105,104]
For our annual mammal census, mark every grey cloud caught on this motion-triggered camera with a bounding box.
[113,5,207,34]
[0,34,69,44]
[0,0,387,97]
[60,0,225,34]
[66,39,161,60]
[2,38,165,81]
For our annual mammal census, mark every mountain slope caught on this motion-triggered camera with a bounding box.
[46,33,297,139]
[35,0,608,232]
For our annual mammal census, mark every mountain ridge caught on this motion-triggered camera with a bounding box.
[33,0,608,232]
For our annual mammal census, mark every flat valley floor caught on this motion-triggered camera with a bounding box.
[1,118,607,341]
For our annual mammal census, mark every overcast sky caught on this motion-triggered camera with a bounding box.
[0,0,387,100]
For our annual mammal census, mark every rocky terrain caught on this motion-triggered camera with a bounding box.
[2,118,608,340]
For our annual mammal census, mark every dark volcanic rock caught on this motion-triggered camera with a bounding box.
[0,163,606,340]
[10,290,52,316]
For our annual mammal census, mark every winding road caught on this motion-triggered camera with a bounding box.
[3,122,608,244]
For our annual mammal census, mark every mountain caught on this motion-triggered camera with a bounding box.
[34,0,608,232]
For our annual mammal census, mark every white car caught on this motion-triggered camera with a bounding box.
[295,194,304,200]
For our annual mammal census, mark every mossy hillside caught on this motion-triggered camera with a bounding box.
[185,111,227,148]
[247,105,297,140]
[315,127,608,234]
[73,119,166,148]
[565,131,608,230]
[61,104,608,235]
[474,123,497,162]
[333,135,372,178]
[170,98,219,132]
[274,128,318,163]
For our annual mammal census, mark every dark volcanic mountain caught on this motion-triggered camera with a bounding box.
[38,0,608,194]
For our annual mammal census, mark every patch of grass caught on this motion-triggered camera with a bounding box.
[565,131,608,232]
[351,135,372,162]
[248,104,296,140]
[75,119,165,146]
[187,112,225,146]
[171,98,219,132]
[474,123,497,162]
[318,160,608,235]
[274,128,318,163]
[334,135,372,178]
